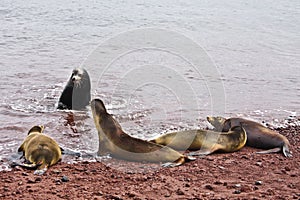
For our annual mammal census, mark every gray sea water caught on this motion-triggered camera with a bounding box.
[0,0,299,170]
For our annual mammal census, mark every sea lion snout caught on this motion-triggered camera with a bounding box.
[91,99,107,114]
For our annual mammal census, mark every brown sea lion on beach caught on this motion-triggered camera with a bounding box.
[207,116,292,157]
[91,99,195,167]
[15,125,62,175]
[150,126,247,156]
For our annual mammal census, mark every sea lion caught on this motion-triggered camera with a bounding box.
[207,116,292,157]
[91,99,195,167]
[15,125,62,175]
[150,126,247,156]
[57,68,91,110]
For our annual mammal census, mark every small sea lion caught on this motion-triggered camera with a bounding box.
[57,68,91,110]
[150,126,247,156]
[91,99,195,167]
[15,125,62,175]
[207,116,292,157]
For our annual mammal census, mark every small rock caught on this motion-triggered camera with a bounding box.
[127,193,135,198]
[233,190,241,194]
[61,176,69,182]
[27,179,36,184]
[206,157,214,161]
[218,166,225,170]
[52,170,62,174]
[176,189,184,195]
[205,185,213,190]
[35,177,42,182]
[284,166,291,171]
[214,181,223,185]
[256,162,262,166]
[255,181,262,185]
[164,192,171,198]
[22,172,29,176]
[235,184,241,188]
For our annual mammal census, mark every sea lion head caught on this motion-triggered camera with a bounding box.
[91,99,107,115]
[207,116,227,131]
[27,125,44,135]
[70,68,91,89]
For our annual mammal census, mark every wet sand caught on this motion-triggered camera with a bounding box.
[0,124,299,200]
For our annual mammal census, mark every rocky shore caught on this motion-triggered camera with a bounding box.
[0,123,299,200]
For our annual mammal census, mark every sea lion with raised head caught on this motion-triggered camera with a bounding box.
[57,68,91,110]
[15,125,62,175]
[91,99,195,167]
[207,116,292,157]
[150,126,247,156]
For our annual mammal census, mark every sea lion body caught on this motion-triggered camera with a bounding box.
[57,68,91,110]
[17,126,62,175]
[150,126,247,156]
[207,116,292,157]
[91,99,195,166]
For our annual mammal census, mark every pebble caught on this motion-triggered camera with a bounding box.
[233,190,241,194]
[35,177,42,182]
[176,189,184,195]
[205,184,213,190]
[61,176,69,182]
[255,181,262,185]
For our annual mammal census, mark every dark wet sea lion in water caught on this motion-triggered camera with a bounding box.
[207,116,292,157]
[91,99,195,167]
[150,126,247,156]
[57,68,91,110]
[14,125,62,175]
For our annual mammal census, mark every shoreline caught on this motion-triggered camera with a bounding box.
[0,124,299,199]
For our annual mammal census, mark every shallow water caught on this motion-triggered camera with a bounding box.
[0,0,299,170]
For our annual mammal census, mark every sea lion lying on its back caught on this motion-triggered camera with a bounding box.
[91,99,195,167]
[207,116,292,157]
[57,68,91,110]
[150,126,247,156]
[14,125,62,175]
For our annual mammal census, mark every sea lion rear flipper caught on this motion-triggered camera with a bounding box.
[10,161,40,169]
[161,155,196,168]
[282,145,292,157]
[34,167,48,175]
[161,162,181,168]
[188,150,211,156]
[256,147,281,155]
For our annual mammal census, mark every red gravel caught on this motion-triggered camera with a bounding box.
[0,125,299,200]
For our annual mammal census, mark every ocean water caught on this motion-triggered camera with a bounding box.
[0,0,299,170]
